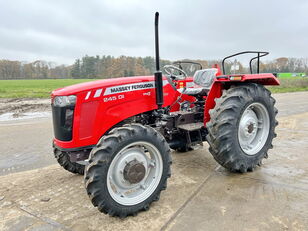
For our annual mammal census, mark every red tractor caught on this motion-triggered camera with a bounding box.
[51,13,279,217]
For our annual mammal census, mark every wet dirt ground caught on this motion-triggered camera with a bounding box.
[0,98,51,118]
[0,92,308,231]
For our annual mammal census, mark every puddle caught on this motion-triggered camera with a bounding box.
[0,112,51,122]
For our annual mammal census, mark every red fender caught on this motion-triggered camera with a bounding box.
[204,70,279,124]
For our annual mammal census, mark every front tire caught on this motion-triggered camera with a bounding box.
[54,148,85,175]
[206,83,278,173]
[84,124,171,217]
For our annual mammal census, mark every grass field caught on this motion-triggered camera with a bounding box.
[0,79,94,98]
[0,77,307,98]
[267,76,308,93]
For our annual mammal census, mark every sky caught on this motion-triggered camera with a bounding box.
[0,0,307,65]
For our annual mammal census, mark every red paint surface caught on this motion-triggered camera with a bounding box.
[52,72,279,149]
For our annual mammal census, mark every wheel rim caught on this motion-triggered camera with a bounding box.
[107,141,163,206]
[238,102,270,155]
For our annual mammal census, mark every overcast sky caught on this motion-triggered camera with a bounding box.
[0,0,307,64]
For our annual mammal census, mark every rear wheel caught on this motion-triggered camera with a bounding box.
[206,83,278,173]
[84,124,171,217]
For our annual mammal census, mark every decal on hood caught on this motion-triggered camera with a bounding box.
[103,80,168,96]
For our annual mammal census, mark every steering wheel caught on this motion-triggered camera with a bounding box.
[163,65,187,80]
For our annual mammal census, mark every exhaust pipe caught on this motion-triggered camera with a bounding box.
[154,12,163,109]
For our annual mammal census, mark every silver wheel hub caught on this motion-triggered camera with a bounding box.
[107,142,163,206]
[123,159,146,184]
[238,103,270,155]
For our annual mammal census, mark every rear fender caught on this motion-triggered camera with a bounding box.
[204,82,223,124]
[204,73,279,123]
[240,73,280,85]
[216,73,280,86]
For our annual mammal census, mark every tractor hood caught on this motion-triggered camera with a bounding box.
[51,76,155,97]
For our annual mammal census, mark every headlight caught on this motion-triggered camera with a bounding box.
[53,95,76,107]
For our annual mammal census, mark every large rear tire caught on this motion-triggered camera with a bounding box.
[206,83,278,173]
[84,124,171,217]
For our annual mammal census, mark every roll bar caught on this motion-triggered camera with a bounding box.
[222,51,269,75]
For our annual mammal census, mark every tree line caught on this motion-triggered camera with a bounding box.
[0,55,307,80]
[0,60,70,79]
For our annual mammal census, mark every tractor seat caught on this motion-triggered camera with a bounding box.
[179,87,207,96]
[179,68,218,96]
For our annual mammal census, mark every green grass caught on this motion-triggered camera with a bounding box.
[0,77,308,98]
[0,79,95,98]
[267,77,308,93]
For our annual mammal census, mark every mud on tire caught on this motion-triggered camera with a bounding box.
[54,148,85,175]
[84,124,171,217]
[206,83,278,173]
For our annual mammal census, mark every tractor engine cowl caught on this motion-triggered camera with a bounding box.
[52,95,76,141]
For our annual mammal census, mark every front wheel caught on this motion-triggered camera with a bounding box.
[54,148,85,175]
[206,83,278,173]
[84,124,171,217]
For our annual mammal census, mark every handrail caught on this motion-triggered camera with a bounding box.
[222,51,269,75]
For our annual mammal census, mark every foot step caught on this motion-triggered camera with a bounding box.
[177,122,204,131]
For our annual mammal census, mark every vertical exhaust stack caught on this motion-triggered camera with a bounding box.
[154,12,163,109]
